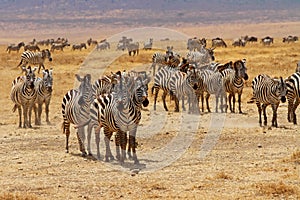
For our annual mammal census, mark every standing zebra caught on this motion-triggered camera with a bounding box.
[17,49,52,73]
[6,42,25,53]
[186,46,215,67]
[152,54,181,111]
[90,74,149,164]
[285,72,300,124]
[62,74,93,157]
[10,66,38,128]
[252,74,287,127]
[169,67,200,113]
[200,69,227,113]
[221,59,248,113]
[33,69,53,125]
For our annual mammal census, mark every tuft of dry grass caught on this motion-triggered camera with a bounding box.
[256,181,299,197]
[291,149,300,164]
[214,171,233,180]
[0,193,38,200]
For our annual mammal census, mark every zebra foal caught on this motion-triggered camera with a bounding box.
[252,74,287,127]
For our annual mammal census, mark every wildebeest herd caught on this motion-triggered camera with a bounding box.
[7,34,300,166]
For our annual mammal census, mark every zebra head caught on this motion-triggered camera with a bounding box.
[234,59,249,80]
[23,66,37,89]
[274,77,287,103]
[114,74,131,111]
[187,66,200,90]
[75,74,92,106]
[42,49,52,62]
[134,75,150,107]
[42,69,53,92]
[296,61,300,73]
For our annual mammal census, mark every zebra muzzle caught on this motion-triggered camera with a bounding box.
[281,96,286,103]
[49,58,53,62]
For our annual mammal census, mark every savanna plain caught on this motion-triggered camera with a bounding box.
[0,25,300,200]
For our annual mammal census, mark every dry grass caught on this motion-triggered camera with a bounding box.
[0,193,38,200]
[256,181,299,198]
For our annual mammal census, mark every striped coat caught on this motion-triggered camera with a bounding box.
[285,72,300,124]
[10,66,38,128]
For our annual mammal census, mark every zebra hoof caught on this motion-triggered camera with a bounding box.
[81,152,87,157]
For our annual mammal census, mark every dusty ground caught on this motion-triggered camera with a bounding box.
[0,26,300,200]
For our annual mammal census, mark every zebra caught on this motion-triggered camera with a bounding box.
[232,38,246,47]
[17,49,52,73]
[96,41,110,51]
[251,74,287,127]
[62,74,93,157]
[285,72,300,124]
[72,43,87,51]
[33,69,53,125]
[92,72,120,98]
[186,46,215,67]
[187,37,206,51]
[87,38,98,46]
[51,42,70,52]
[296,61,300,73]
[89,74,149,163]
[152,54,181,111]
[199,69,227,113]
[221,59,248,113]
[169,66,200,113]
[143,38,153,50]
[10,66,38,128]
[6,42,25,53]
[24,44,40,52]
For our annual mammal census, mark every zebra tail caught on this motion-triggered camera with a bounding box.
[151,86,155,95]
[247,96,256,104]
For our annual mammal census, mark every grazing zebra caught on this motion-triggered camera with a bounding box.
[51,42,70,52]
[87,38,98,46]
[251,74,287,127]
[169,66,200,113]
[200,69,227,113]
[33,69,53,125]
[62,74,93,157]
[143,38,153,50]
[212,37,227,48]
[10,66,38,128]
[72,43,87,51]
[89,74,149,163]
[24,44,40,52]
[285,72,300,124]
[221,59,248,113]
[96,41,110,51]
[6,42,25,53]
[17,49,52,73]
[186,46,215,67]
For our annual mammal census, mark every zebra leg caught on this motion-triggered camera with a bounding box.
[87,123,93,156]
[231,93,236,113]
[287,97,295,123]
[17,105,22,128]
[271,104,279,127]
[33,103,38,125]
[292,99,300,124]
[238,93,242,114]
[129,130,139,164]
[22,104,29,128]
[181,96,186,112]
[262,104,268,126]
[162,91,169,111]
[77,127,87,157]
[104,129,114,162]
[201,93,204,112]
[151,63,156,76]
[95,127,101,159]
[37,103,43,125]
[215,94,219,113]
[45,100,51,125]
[63,121,71,153]
[174,95,179,112]
[28,104,34,128]
[119,131,127,164]
[229,93,233,112]
[115,133,121,161]
[205,93,211,112]
[256,102,262,126]
[153,87,159,111]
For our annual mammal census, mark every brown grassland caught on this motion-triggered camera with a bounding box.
[0,29,300,199]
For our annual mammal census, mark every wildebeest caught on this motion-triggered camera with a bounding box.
[261,36,274,46]
[87,38,98,46]
[247,36,258,43]
[283,35,298,43]
[212,37,227,48]
[51,42,70,52]
[232,38,246,47]
[72,43,87,51]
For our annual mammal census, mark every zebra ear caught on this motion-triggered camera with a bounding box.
[32,66,38,72]
[75,74,83,82]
